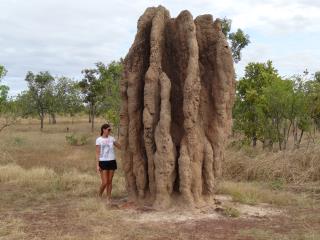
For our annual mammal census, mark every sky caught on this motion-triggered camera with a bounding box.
[1,0,319,96]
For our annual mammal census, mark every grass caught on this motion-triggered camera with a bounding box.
[0,163,126,202]
[0,116,319,239]
[239,229,320,240]
[0,117,108,173]
[221,205,240,217]
[216,181,312,207]
[0,215,27,239]
[0,117,129,239]
[224,143,320,183]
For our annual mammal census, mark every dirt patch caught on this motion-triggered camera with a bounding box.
[2,200,92,240]
[1,194,318,240]
[111,195,283,224]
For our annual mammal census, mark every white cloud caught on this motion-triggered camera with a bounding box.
[236,41,320,78]
[0,0,319,95]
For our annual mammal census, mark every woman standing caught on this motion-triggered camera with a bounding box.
[96,123,121,203]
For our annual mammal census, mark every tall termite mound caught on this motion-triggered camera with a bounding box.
[120,6,235,209]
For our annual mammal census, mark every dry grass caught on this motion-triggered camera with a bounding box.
[0,117,319,239]
[0,215,27,239]
[0,135,90,172]
[0,163,126,202]
[216,181,312,207]
[224,144,320,183]
[239,229,320,240]
[0,116,110,173]
[0,117,129,239]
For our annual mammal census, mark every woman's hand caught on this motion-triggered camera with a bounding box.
[96,145,101,174]
[96,163,101,174]
[114,141,121,150]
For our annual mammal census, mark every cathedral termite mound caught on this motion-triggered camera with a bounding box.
[119,5,235,209]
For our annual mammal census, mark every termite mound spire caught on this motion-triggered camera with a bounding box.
[119,6,235,209]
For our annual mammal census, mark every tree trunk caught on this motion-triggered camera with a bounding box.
[119,7,235,208]
[276,119,282,151]
[252,136,257,147]
[297,129,304,148]
[282,127,287,150]
[40,115,44,131]
[285,120,292,149]
[91,105,95,133]
[51,113,56,124]
[293,120,298,149]
[268,140,273,151]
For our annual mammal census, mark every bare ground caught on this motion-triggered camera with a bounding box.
[1,119,320,240]
[1,191,319,240]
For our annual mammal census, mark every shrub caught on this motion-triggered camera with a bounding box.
[65,133,77,145]
[65,133,88,146]
[13,137,25,146]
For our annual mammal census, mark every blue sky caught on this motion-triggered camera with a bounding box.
[1,0,319,96]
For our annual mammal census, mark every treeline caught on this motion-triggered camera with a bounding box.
[233,61,320,150]
[1,16,251,133]
[0,61,122,132]
[2,60,320,150]
[2,16,319,151]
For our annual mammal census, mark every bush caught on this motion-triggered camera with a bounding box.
[13,137,25,146]
[65,133,88,146]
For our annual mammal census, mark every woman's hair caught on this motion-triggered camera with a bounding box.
[100,123,110,136]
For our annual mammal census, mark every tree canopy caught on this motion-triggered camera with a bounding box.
[233,61,320,150]
[221,18,250,63]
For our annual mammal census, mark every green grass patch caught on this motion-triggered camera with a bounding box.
[222,205,240,217]
[216,181,311,206]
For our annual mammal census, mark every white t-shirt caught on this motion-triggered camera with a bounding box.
[96,136,116,161]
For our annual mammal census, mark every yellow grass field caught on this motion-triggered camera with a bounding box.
[1,117,320,240]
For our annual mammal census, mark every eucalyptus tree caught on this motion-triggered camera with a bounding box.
[25,71,54,130]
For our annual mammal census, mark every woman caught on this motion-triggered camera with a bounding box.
[96,123,121,203]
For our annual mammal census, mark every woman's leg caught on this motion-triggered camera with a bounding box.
[99,170,108,197]
[106,170,114,200]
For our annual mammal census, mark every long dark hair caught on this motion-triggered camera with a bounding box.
[100,123,110,136]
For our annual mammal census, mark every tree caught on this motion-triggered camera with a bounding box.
[0,65,18,132]
[303,72,320,140]
[261,79,295,150]
[55,77,84,122]
[221,18,250,63]
[79,67,104,132]
[233,61,280,147]
[0,65,7,80]
[79,61,123,132]
[0,65,9,105]
[0,85,9,107]
[96,61,122,134]
[15,90,38,118]
[25,71,55,130]
[46,80,58,124]
[314,71,320,83]
[234,65,317,150]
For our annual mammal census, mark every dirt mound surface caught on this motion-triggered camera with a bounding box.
[120,6,235,208]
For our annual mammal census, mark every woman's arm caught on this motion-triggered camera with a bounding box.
[96,145,101,173]
[114,141,121,150]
